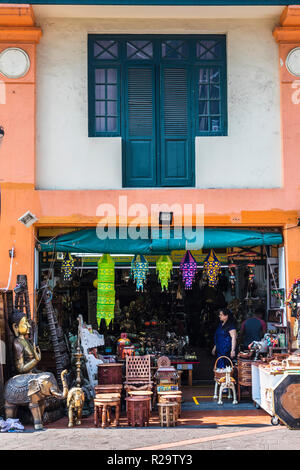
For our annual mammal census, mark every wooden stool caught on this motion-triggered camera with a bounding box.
[157,391,182,399]
[158,391,182,411]
[126,396,151,427]
[94,394,121,428]
[158,393,182,418]
[95,384,123,395]
[157,403,177,427]
[128,390,153,411]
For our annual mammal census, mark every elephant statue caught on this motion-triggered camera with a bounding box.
[4,369,68,430]
[67,386,85,427]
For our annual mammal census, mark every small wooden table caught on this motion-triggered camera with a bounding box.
[128,390,153,410]
[171,361,200,386]
[94,394,121,428]
[157,391,182,418]
[126,396,151,427]
[157,402,177,427]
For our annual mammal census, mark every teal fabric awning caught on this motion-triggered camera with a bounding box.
[38,228,283,254]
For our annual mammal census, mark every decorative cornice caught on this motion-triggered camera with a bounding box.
[273,6,300,43]
[0,26,42,42]
[0,4,35,26]
[0,4,42,43]
[280,5,300,26]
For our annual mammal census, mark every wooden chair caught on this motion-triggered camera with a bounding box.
[124,355,153,411]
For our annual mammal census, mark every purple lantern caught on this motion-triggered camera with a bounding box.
[179,250,198,289]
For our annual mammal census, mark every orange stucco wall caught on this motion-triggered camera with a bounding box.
[0,5,300,340]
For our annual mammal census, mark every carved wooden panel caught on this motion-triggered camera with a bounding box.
[126,355,151,383]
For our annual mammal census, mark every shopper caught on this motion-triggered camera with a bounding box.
[240,306,267,350]
[212,308,237,368]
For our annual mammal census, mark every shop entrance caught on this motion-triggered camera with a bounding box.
[36,231,288,424]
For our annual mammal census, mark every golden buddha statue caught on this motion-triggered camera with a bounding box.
[9,309,41,374]
[4,309,69,430]
[120,307,136,333]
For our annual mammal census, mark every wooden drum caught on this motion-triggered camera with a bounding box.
[237,358,253,387]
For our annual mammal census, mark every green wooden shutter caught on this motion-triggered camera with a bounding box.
[123,66,156,187]
[160,66,194,187]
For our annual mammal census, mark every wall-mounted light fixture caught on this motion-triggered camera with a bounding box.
[0,127,4,139]
[159,211,173,226]
[18,211,38,228]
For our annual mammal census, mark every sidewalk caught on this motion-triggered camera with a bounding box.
[0,385,298,451]
[0,410,298,451]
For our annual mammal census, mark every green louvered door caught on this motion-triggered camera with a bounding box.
[124,66,157,187]
[160,66,193,187]
[89,35,226,187]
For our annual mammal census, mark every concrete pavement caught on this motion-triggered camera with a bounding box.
[0,422,299,451]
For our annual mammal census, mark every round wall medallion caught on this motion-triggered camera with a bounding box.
[0,48,30,79]
[286,47,300,77]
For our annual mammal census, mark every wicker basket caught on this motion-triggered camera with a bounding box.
[214,356,234,382]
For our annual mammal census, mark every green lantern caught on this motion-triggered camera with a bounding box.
[97,254,115,328]
[156,255,173,291]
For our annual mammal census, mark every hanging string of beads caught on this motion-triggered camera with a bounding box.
[228,263,237,297]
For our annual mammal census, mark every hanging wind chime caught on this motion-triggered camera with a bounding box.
[228,263,237,297]
[131,254,149,291]
[97,254,115,328]
[156,255,173,291]
[61,253,75,281]
[179,250,198,290]
[203,249,222,287]
[246,262,256,298]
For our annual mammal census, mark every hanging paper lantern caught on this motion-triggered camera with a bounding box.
[156,255,173,291]
[179,250,197,290]
[203,249,221,287]
[97,254,115,328]
[61,253,74,280]
[131,254,149,292]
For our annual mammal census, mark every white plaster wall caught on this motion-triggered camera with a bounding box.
[35,17,281,190]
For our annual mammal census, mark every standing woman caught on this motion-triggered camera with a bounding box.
[212,308,237,368]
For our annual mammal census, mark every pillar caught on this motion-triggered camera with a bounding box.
[0,4,42,314]
[273,6,300,348]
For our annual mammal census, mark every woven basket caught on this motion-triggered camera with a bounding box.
[214,356,234,382]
